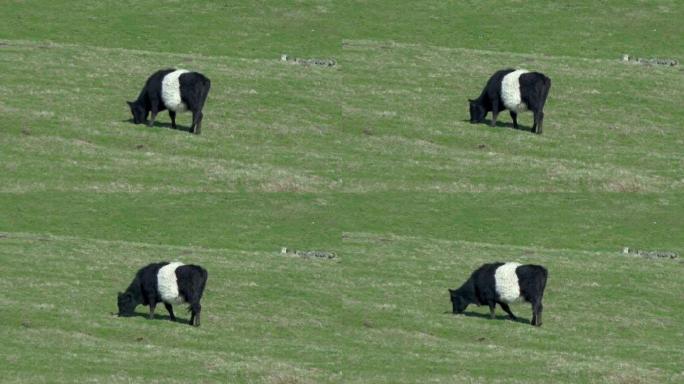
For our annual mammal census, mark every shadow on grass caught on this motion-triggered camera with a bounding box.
[445,310,531,325]
[123,118,194,133]
[118,311,192,325]
[461,119,535,133]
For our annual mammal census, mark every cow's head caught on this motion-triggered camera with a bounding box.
[127,101,147,124]
[468,99,486,123]
[449,288,468,314]
[117,291,136,316]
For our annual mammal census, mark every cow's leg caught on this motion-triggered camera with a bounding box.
[491,111,500,127]
[498,302,517,320]
[196,111,203,135]
[148,100,159,127]
[532,301,543,326]
[149,111,158,127]
[148,302,156,320]
[164,303,176,321]
[181,280,204,326]
[189,302,201,326]
[509,111,518,129]
[168,110,177,129]
[488,301,496,319]
[191,110,203,135]
[531,109,537,132]
[537,111,544,134]
[490,100,500,127]
[533,111,544,134]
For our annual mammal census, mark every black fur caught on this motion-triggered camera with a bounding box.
[117,262,208,326]
[468,68,551,134]
[449,262,548,326]
[127,69,211,134]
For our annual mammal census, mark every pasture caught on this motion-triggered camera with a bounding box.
[1,1,683,383]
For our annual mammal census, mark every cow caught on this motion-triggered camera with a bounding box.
[117,262,208,326]
[127,69,211,134]
[449,262,548,326]
[468,69,551,134]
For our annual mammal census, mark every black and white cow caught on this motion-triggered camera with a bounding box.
[127,69,211,134]
[468,69,551,134]
[117,262,208,326]
[449,262,548,326]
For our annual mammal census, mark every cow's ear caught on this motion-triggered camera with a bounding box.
[468,99,475,103]
[448,289,455,294]
[126,101,133,107]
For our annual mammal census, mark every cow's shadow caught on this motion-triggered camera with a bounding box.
[119,311,192,325]
[446,310,531,324]
[461,119,534,133]
[123,118,193,133]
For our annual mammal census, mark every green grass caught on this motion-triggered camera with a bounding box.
[1,1,683,383]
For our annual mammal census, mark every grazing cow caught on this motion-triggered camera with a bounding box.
[468,69,551,134]
[117,262,208,326]
[449,262,548,326]
[127,69,211,134]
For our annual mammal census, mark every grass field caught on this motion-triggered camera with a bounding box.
[1,1,683,383]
